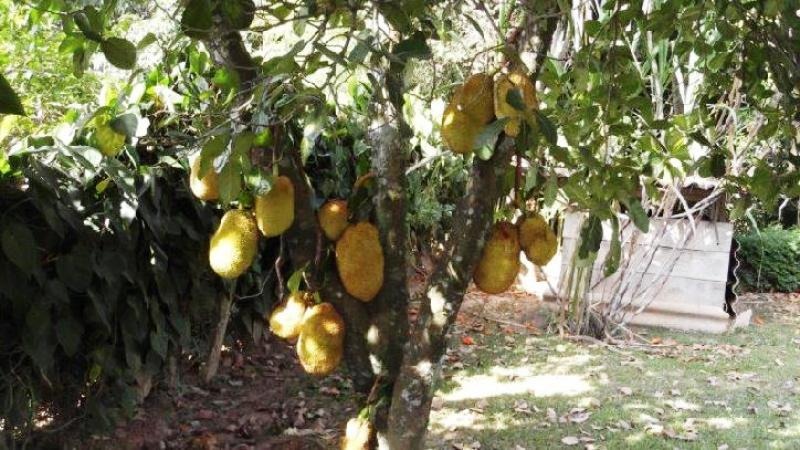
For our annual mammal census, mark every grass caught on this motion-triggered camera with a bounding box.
[426,296,800,449]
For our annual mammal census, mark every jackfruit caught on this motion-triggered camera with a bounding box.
[335,222,384,302]
[473,221,521,294]
[296,302,345,376]
[453,73,495,125]
[319,200,349,241]
[494,69,538,137]
[518,214,558,266]
[93,115,126,157]
[441,103,481,154]
[340,417,372,450]
[518,213,548,249]
[189,156,219,201]
[269,291,311,340]
[255,176,295,237]
[525,227,558,266]
[209,209,259,279]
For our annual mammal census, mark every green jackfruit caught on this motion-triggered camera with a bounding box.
[209,209,259,279]
[93,115,126,157]
[189,156,219,201]
[441,103,481,154]
[255,175,295,237]
[318,199,349,241]
[269,291,311,340]
[335,222,384,302]
[453,73,495,125]
[296,302,345,376]
[494,69,538,137]
[473,221,521,294]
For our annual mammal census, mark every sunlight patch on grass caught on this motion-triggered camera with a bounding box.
[442,369,593,402]
[701,416,745,430]
[775,417,800,439]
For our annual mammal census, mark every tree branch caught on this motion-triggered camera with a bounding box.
[364,66,411,379]
[385,138,515,448]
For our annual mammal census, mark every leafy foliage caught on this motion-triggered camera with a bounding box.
[736,227,800,293]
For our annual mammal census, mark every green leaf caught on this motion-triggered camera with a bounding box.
[73,47,88,77]
[286,265,307,294]
[137,33,158,49]
[392,31,432,62]
[505,88,526,111]
[473,118,508,160]
[56,246,93,292]
[181,0,213,39]
[217,159,243,204]
[604,217,621,277]
[101,38,137,69]
[150,330,168,359]
[578,215,603,259]
[543,173,558,207]
[625,199,650,233]
[56,313,84,357]
[2,221,38,275]
[199,132,230,176]
[232,132,255,156]
[535,111,558,145]
[110,113,138,137]
[0,74,25,116]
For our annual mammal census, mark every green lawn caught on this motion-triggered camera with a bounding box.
[427,295,800,449]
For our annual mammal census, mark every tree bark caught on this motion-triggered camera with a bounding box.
[383,139,515,449]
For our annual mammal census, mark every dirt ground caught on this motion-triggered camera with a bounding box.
[69,290,798,449]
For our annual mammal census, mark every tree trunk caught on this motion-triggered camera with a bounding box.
[383,140,514,449]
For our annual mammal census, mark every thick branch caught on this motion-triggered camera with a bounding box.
[365,68,411,379]
[385,138,515,448]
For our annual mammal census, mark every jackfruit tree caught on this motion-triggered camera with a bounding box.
[1,0,799,449]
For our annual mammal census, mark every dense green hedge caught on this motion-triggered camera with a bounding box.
[0,152,275,445]
[736,226,800,293]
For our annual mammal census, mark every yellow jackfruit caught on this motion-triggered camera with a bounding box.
[453,73,495,125]
[441,103,481,154]
[209,209,259,279]
[335,222,384,302]
[296,302,345,376]
[494,69,538,137]
[518,214,558,266]
[93,116,126,157]
[473,221,521,294]
[525,227,558,266]
[189,156,219,201]
[319,199,349,241]
[269,291,311,340]
[255,176,295,237]
[340,417,372,450]
[518,213,548,249]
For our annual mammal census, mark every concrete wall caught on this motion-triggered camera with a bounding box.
[519,212,746,333]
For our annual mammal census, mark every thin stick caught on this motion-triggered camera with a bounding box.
[204,280,236,383]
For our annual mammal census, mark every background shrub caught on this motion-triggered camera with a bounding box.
[736,226,800,293]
